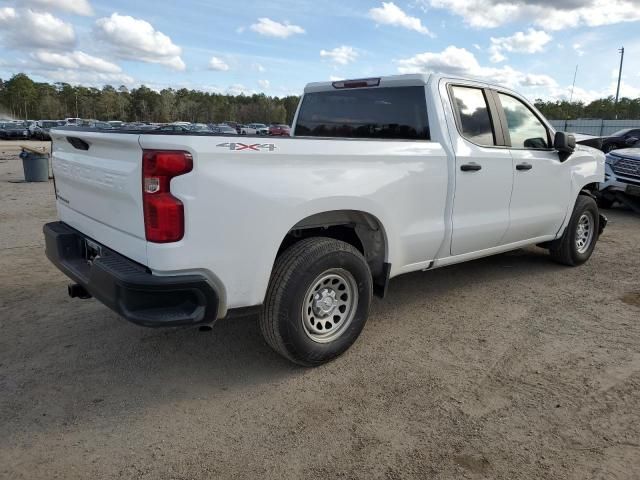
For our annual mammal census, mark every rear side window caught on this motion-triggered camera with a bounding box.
[450,86,495,146]
[295,86,430,140]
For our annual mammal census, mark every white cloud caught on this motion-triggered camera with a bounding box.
[0,8,75,49]
[320,46,358,65]
[329,75,345,81]
[95,13,185,70]
[548,80,640,103]
[424,0,640,30]
[209,56,230,71]
[254,63,266,72]
[43,69,134,86]
[368,2,432,35]
[32,50,122,73]
[21,0,93,16]
[573,43,585,57]
[0,7,17,22]
[396,45,558,90]
[258,79,270,89]
[489,29,552,63]
[249,18,305,38]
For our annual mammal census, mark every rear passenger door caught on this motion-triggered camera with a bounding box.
[493,91,571,244]
[447,84,514,256]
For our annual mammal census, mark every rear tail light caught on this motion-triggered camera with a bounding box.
[142,150,193,243]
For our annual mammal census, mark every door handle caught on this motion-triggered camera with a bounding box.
[516,163,533,171]
[460,163,482,172]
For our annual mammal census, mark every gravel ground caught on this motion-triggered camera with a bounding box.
[1,141,639,479]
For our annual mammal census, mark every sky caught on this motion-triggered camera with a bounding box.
[1,0,639,103]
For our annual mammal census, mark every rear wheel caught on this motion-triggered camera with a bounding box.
[549,195,600,266]
[259,237,372,367]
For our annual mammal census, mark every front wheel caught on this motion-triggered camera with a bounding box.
[259,237,372,367]
[549,195,600,266]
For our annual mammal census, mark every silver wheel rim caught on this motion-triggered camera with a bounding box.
[575,212,595,254]
[302,268,358,344]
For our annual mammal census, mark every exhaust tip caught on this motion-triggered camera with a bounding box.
[68,283,92,299]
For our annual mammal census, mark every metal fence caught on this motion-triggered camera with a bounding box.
[549,119,640,136]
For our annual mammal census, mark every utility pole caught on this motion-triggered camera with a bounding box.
[569,64,578,103]
[614,46,624,119]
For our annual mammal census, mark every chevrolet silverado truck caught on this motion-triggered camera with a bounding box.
[44,74,606,366]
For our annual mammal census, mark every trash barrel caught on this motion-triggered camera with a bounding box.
[19,150,50,182]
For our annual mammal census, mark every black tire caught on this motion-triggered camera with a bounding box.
[259,237,372,367]
[549,195,600,266]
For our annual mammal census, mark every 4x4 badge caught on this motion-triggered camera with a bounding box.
[216,143,276,151]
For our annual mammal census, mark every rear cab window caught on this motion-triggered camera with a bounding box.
[294,86,430,140]
[449,85,496,146]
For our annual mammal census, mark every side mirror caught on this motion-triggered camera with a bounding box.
[554,131,576,161]
[625,136,638,146]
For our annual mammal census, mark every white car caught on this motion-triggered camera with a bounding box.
[240,123,269,135]
[45,73,605,366]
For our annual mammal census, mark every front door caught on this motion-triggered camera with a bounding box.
[494,92,571,244]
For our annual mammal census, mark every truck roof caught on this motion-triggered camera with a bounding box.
[303,73,509,94]
[304,74,431,93]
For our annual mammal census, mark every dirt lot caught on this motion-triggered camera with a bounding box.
[1,140,639,479]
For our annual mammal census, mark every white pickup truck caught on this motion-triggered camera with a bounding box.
[45,74,606,366]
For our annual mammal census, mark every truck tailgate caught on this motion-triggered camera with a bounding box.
[50,129,147,264]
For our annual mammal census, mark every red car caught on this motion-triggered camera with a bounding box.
[269,124,291,136]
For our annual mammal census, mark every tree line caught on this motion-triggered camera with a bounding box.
[2,73,640,123]
[0,73,300,125]
[533,97,640,120]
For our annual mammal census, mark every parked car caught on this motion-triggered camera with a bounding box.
[33,120,63,140]
[107,121,124,128]
[0,122,30,140]
[600,128,640,153]
[155,124,192,132]
[269,124,291,136]
[45,73,606,367]
[190,123,213,133]
[241,123,269,135]
[211,125,238,135]
[597,147,640,211]
[64,118,82,126]
[123,122,156,131]
[235,124,246,134]
[87,121,113,129]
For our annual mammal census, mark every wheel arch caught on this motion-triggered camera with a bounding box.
[276,209,391,297]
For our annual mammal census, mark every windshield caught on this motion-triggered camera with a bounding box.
[611,129,631,137]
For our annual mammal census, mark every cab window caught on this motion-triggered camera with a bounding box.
[450,86,495,146]
[498,93,550,149]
